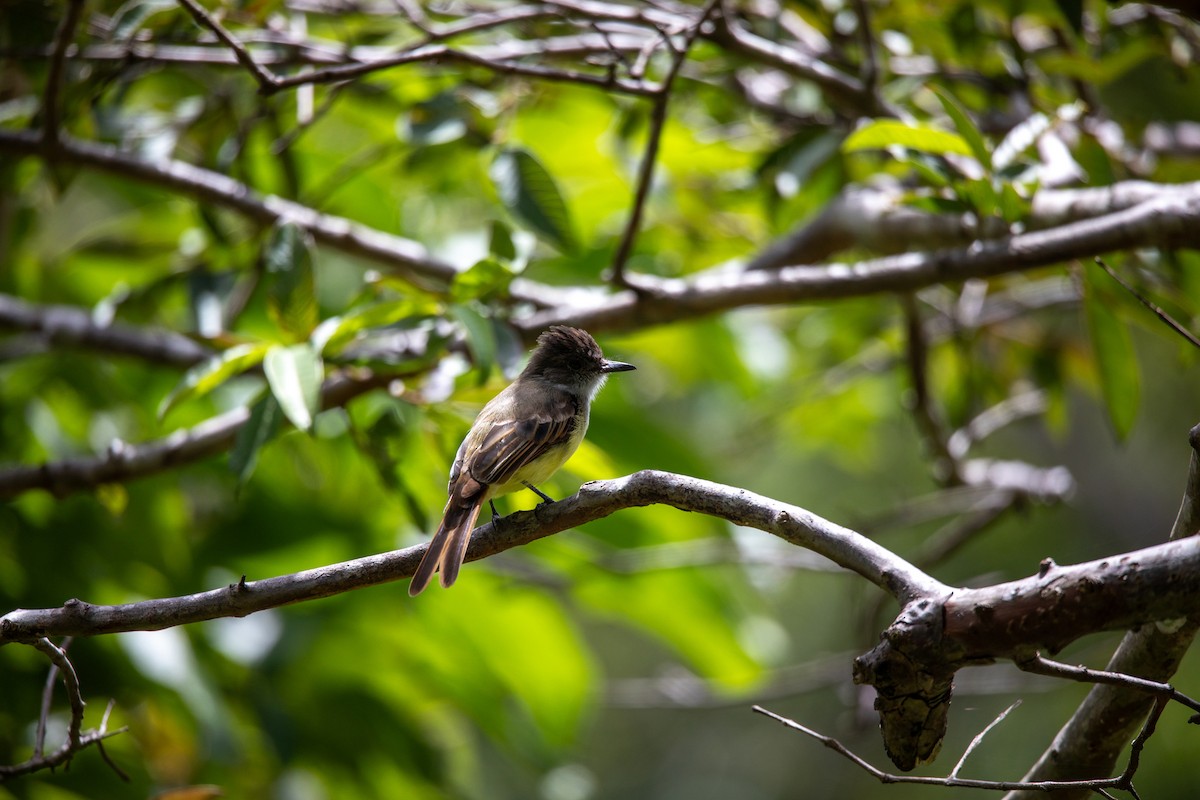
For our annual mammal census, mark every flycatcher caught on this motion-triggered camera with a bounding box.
[408,325,635,595]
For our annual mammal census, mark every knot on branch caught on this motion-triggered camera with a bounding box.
[853,597,955,771]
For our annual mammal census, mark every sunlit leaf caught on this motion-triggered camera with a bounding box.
[1084,273,1140,440]
[311,298,440,355]
[451,258,514,304]
[931,86,991,169]
[264,222,319,341]
[263,343,323,432]
[158,343,272,421]
[843,120,973,158]
[489,148,578,254]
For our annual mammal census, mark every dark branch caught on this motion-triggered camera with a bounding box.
[0,293,214,368]
[0,130,457,291]
[0,369,394,499]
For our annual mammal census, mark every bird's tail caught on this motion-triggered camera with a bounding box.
[408,488,484,596]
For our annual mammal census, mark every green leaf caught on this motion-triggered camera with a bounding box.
[264,222,319,341]
[960,177,1000,219]
[263,343,323,432]
[842,120,973,158]
[450,305,496,379]
[157,342,272,421]
[451,258,515,304]
[488,220,516,261]
[488,148,578,254]
[1084,274,1140,440]
[109,0,176,43]
[931,86,991,169]
[310,298,440,355]
[230,392,284,486]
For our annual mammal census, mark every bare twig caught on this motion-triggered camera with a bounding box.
[95,700,130,782]
[32,639,84,750]
[176,0,282,92]
[41,0,86,147]
[1015,653,1200,716]
[902,294,960,483]
[950,700,1022,780]
[33,638,70,758]
[1093,257,1200,350]
[608,0,719,286]
[750,705,1143,792]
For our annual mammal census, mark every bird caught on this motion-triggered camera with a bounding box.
[408,325,635,595]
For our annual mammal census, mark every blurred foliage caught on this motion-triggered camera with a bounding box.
[2,0,1200,798]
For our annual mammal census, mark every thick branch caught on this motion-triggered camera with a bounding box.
[0,130,456,291]
[519,186,1200,334]
[0,470,947,643]
[747,180,1200,270]
[1005,423,1200,800]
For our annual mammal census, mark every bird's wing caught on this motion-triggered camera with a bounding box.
[467,392,578,487]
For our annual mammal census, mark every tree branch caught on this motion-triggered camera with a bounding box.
[608,0,718,286]
[1005,423,1200,799]
[0,639,128,782]
[0,470,947,643]
[0,293,214,368]
[0,130,457,292]
[746,180,1200,269]
[518,185,1200,335]
[0,369,394,499]
[751,701,1162,795]
[41,0,85,148]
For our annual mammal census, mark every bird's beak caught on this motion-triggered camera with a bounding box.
[602,359,636,373]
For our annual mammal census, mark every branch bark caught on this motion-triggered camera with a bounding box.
[0,470,947,643]
[0,130,456,292]
[1004,422,1200,799]
[518,185,1200,335]
[0,369,393,499]
[0,293,214,368]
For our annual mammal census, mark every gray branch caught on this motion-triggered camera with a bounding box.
[518,184,1200,334]
[0,370,392,499]
[0,293,213,368]
[0,470,948,643]
[0,130,456,292]
[747,180,1200,270]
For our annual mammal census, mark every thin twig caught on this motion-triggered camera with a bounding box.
[41,0,86,147]
[1093,257,1200,350]
[1016,653,1200,716]
[950,700,1021,779]
[608,0,719,287]
[852,0,879,95]
[750,705,1141,793]
[32,639,85,749]
[95,700,131,782]
[176,0,282,92]
[33,639,66,757]
[902,294,961,483]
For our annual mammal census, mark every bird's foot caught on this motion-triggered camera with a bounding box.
[523,481,555,505]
